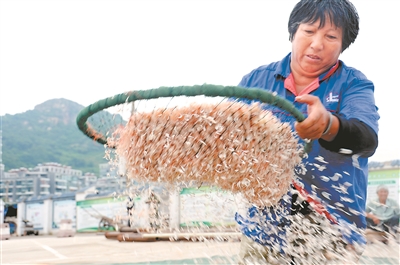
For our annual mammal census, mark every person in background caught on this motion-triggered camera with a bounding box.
[126,196,135,227]
[235,0,379,264]
[366,185,400,234]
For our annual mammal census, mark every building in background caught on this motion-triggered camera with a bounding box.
[77,173,98,189]
[0,162,128,203]
[0,168,52,202]
[99,163,118,179]
[97,162,126,193]
[0,163,96,203]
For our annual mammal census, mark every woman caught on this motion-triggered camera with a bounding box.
[236,0,379,264]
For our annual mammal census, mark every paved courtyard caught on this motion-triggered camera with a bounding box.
[1,233,399,264]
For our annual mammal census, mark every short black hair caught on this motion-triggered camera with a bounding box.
[288,0,359,52]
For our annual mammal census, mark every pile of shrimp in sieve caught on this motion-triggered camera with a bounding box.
[110,101,303,207]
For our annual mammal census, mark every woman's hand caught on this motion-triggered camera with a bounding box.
[295,94,335,140]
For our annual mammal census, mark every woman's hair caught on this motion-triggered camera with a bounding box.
[288,0,359,52]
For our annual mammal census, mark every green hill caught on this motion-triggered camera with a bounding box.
[1,99,114,175]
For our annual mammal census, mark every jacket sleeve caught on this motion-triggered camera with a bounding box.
[318,114,378,157]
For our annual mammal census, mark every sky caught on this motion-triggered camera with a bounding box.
[0,0,399,163]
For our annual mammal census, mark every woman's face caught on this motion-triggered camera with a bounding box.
[291,18,342,78]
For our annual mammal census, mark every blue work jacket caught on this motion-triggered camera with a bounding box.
[235,53,379,249]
